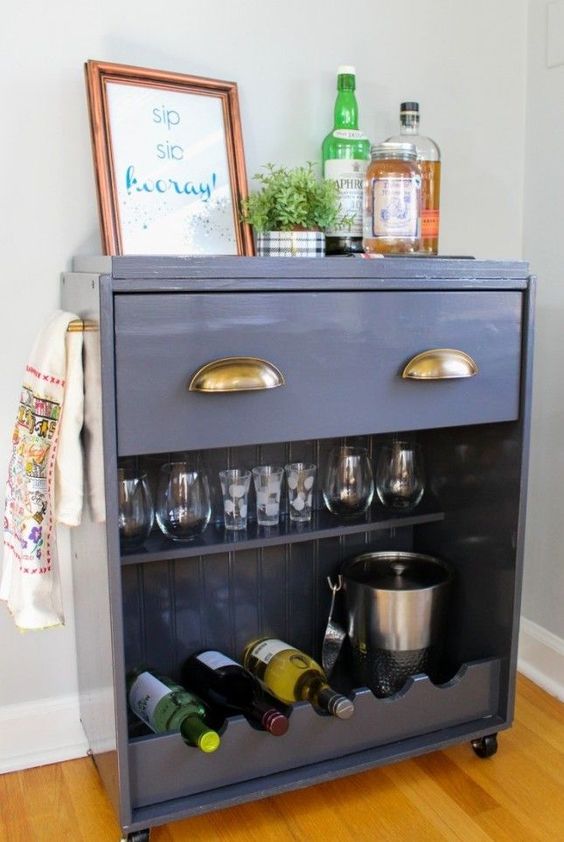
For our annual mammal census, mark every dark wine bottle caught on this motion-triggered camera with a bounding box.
[182,650,289,737]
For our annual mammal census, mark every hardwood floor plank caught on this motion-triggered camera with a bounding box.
[413,752,499,816]
[473,805,547,842]
[383,757,493,841]
[2,676,564,842]
[0,769,34,842]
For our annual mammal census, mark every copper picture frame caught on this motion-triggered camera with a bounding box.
[85,60,254,256]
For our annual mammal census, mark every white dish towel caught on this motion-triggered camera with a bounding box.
[1,311,84,630]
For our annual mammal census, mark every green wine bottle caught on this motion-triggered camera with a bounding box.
[127,668,220,753]
[322,66,370,255]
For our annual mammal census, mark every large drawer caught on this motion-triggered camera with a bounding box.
[114,291,522,455]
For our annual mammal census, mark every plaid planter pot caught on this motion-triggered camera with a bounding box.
[256,231,325,257]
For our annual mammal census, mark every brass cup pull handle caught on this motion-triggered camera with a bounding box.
[402,348,478,380]
[188,356,286,393]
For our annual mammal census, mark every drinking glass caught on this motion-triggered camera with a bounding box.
[252,465,284,527]
[285,463,316,523]
[376,441,425,509]
[117,469,154,550]
[323,446,374,517]
[219,469,252,530]
[156,461,211,541]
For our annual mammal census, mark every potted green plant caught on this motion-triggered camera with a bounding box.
[241,163,350,257]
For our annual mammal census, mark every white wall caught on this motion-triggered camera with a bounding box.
[0,0,528,765]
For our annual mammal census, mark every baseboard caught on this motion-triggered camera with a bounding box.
[0,692,88,774]
[518,617,564,701]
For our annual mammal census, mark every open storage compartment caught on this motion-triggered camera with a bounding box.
[120,419,523,809]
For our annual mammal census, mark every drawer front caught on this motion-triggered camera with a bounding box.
[114,291,522,455]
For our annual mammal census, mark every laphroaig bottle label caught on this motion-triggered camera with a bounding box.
[129,672,170,728]
[196,651,239,670]
[325,159,368,237]
[250,639,291,665]
[369,176,420,238]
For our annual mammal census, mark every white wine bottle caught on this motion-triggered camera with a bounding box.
[128,668,221,753]
[242,638,354,719]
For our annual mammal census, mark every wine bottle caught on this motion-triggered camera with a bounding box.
[242,638,354,719]
[386,101,441,254]
[322,66,371,256]
[127,669,220,753]
[182,650,289,737]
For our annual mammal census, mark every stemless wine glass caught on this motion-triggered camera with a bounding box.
[156,461,211,541]
[323,446,374,517]
[117,468,154,550]
[375,441,425,509]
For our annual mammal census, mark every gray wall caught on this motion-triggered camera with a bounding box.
[522,0,564,637]
[0,0,527,714]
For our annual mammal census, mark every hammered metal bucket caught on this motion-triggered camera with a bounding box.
[342,551,452,697]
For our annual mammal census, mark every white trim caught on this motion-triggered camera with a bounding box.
[0,692,88,774]
[518,616,564,701]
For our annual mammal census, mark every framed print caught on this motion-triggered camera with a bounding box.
[85,60,254,255]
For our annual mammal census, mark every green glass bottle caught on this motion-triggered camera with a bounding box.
[127,668,221,753]
[322,66,370,255]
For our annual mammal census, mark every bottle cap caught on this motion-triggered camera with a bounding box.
[370,141,418,162]
[370,140,417,161]
[329,695,355,720]
[262,709,290,737]
[400,101,419,113]
[197,730,221,753]
[338,65,356,76]
[318,686,355,719]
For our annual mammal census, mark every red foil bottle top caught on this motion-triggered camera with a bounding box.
[261,708,289,737]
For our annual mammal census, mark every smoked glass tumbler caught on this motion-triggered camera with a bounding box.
[285,462,316,522]
[219,469,252,531]
[252,465,284,527]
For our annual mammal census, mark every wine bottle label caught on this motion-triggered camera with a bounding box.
[196,650,240,670]
[368,176,420,239]
[129,672,171,728]
[250,639,291,665]
[325,159,368,237]
[332,129,368,140]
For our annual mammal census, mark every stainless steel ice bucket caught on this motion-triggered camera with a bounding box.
[342,551,452,696]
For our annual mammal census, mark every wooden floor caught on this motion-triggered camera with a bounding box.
[2,675,564,842]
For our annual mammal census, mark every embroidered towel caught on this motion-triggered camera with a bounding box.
[1,311,84,629]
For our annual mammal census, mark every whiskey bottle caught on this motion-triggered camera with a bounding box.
[322,66,370,255]
[386,101,441,254]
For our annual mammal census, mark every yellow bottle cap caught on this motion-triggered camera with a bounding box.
[198,730,221,753]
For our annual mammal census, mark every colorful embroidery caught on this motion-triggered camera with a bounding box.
[4,378,62,573]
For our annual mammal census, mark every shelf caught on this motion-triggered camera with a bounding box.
[120,500,444,564]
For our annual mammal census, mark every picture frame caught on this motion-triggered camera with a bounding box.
[85,60,254,256]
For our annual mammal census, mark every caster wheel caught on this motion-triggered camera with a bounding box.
[121,831,151,842]
[471,733,498,758]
